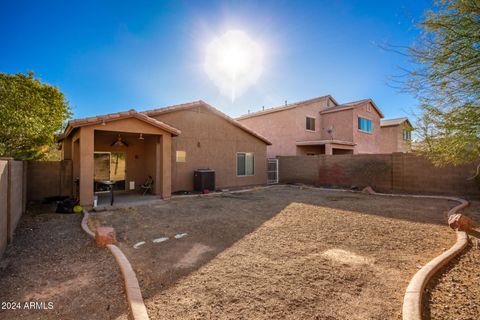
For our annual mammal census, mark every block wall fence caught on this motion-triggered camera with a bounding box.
[27,160,73,201]
[1,159,72,258]
[278,153,479,198]
[0,158,27,258]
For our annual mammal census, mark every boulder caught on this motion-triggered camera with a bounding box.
[95,227,117,247]
[362,186,376,195]
[448,214,474,231]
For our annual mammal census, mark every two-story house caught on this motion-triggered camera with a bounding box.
[379,117,413,153]
[236,95,411,157]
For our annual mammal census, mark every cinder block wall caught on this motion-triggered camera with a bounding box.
[278,153,479,198]
[278,156,320,185]
[27,160,73,201]
[8,161,25,241]
[0,159,28,258]
[0,160,8,258]
[318,154,393,192]
[394,153,478,196]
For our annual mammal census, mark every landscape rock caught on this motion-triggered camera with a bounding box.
[95,226,117,247]
[448,214,474,231]
[362,186,376,195]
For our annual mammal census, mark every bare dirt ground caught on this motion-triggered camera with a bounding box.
[89,185,459,319]
[0,204,129,320]
[423,201,480,320]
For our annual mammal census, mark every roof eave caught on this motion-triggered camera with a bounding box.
[64,112,181,137]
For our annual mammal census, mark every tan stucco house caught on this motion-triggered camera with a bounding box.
[379,117,413,153]
[236,95,412,157]
[61,101,271,206]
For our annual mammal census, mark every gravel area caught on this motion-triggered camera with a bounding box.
[423,201,480,320]
[0,204,129,320]
[89,185,459,319]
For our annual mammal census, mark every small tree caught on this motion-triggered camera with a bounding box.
[403,0,479,169]
[0,72,71,159]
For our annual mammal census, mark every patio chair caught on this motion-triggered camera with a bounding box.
[140,176,154,195]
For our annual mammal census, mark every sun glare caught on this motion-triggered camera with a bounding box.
[204,30,263,102]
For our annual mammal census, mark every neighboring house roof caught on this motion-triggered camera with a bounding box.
[296,140,356,146]
[236,95,339,120]
[64,109,182,137]
[380,117,413,128]
[143,100,272,145]
[319,99,384,118]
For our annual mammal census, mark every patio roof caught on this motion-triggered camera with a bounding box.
[296,140,356,147]
[64,109,181,138]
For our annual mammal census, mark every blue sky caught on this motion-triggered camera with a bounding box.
[0,0,432,120]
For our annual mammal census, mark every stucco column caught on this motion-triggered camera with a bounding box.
[79,128,94,206]
[325,144,333,155]
[62,136,72,160]
[156,134,172,199]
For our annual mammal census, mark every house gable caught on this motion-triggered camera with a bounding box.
[320,99,384,119]
[143,101,271,145]
[145,102,269,191]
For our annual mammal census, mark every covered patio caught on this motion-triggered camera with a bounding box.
[61,110,181,206]
[296,140,356,155]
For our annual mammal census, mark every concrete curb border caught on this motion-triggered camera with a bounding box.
[81,209,150,320]
[299,185,469,320]
[106,244,150,320]
[400,198,469,320]
[402,230,468,320]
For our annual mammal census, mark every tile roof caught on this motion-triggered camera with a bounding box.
[65,109,181,137]
[319,99,384,118]
[236,95,339,120]
[64,100,271,145]
[380,117,412,127]
[142,100,272,145]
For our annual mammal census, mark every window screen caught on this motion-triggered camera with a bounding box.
[176,150,186,162]
[306,117,315,130]
[358,117,372,133]
[237,153,246,176]
[403,130,412,141]
[237,153,254,176]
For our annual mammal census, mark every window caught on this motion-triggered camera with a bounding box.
[237,152,254,176]
[306,117,316,131]
[176,150,186,162]
[358,117,372,133]
[403,130,412,141]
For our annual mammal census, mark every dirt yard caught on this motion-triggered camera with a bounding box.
[0,204,128,320]
[423,201,480,320]
[89,185,459,319]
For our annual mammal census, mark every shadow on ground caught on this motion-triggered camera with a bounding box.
[89,185,466,319]
[0,204,128,320]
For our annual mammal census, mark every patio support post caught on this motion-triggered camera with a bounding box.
[156,135,172,199]
[79,128,95,206]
